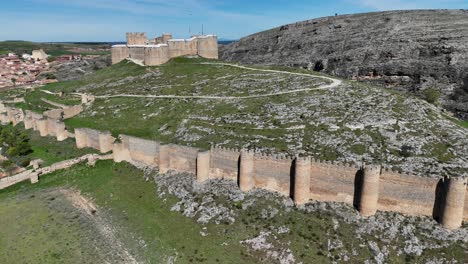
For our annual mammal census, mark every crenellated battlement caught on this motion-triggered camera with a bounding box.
[2,101,467,230]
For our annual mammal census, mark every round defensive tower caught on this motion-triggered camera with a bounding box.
[239,150,255,192]
[441,177,467,230]
[196,151,211,183]
[359,165,381,217]
[144,45,170,66]
[294,157,311,205]
[111,45,129,65]
[197,35,219,59]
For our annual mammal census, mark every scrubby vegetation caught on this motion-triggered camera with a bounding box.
[0,161,466,263]
[0,125,32,169]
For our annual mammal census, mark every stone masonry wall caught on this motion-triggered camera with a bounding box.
[378,170,439,217]
[253,154,292,196]
[209,147,239,181]
[1,104,466,228]
[309,161,359,205]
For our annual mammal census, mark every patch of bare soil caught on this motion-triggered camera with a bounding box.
[59,188,139,264]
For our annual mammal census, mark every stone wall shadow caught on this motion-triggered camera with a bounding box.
[432,177,447,221]
[353,168,364,210]
[237,156,241,187]
[289,159,297,200]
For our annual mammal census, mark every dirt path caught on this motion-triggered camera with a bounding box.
[85,63,342,100]
[60,189,140,264]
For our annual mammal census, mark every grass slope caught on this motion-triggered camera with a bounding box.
[0,161,466,263]
[1,58,467,177]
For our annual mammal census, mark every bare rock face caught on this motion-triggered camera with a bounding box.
[220,10,468,119]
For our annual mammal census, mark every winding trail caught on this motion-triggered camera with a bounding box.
[84,63,342,100]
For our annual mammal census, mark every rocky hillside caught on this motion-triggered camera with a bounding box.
[220,10,468,119]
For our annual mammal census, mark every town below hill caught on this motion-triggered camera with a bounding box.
[0,41,111,89]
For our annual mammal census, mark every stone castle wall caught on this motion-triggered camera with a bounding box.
[1,104,466,229]
[111,32,218,66]
[209,147,239,181]
[167,39,198,58]
[197,36,219,59]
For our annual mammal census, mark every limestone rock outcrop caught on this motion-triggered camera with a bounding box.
[220,10,468,119]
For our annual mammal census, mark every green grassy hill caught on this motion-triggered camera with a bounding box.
[0,41,110,57]
[2,57,466,178]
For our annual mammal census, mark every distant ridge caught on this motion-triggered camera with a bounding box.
[220,9,468,120]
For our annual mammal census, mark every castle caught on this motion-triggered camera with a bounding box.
[111,32,219,66]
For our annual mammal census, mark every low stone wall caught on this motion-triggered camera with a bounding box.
[0,154,114,190]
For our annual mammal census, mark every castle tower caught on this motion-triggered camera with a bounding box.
[196,151,211,183]
[359,165,381,217]
[111,45,129,65]
[162,33,173,43]
[441,177,467,230]
[197,35,219,59]
[126,32,147,45]
[239,150,254,192]
[293,157,311,205]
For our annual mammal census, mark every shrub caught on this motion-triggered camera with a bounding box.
[423,88,440,104]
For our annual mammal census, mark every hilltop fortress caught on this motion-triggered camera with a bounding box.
[111,32,218,66]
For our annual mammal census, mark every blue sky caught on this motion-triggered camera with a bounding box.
[1,0,467,42]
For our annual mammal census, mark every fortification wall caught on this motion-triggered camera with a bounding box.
[144,45,170,66]
[111,46,130,64]
[167,39,198,58]
[129,46,146,62]
[378,170,439,217]
[75,128,114,153]
[1,105,466,228]
[253,154,292,196]
[115,135,160,165]
[167,144,199,174]
[309,161,358,205]
[209,147,239,181]
[197,36,219,59]
[126,32,147,45]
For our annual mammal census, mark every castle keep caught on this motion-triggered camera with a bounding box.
[111,32,219,66]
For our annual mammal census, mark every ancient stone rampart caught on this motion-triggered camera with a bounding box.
[197,35,219,59]
[75,128,114,153]
[253,153,292,196]
[113,135,160,165]
[209,146,239,181]
[144,45,170,66]
[111,32,218,66]
[1,105,467,229]
[112,45,130,64]
[167,38,198,58]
